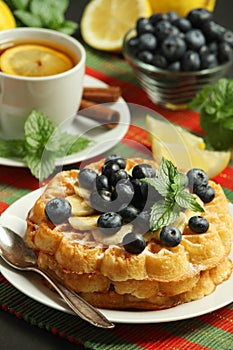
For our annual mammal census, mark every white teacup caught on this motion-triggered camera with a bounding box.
[0,27,86,139]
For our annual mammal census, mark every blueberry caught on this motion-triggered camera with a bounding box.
[194,185,215,203]
[199,45,210,58]
[130,178,148,210]
[167,11,179,22]
[154,21,179,42]
[185,29,206,51]
[162,35,186,61]
[89,189,112,212]
[222,30,233,48]
[173,18,192,33]
[127,36,139,53]
[138,33,157,51]
[168,61,181,71]
[45,197,71,225]
[122,232,146,254]
[119,204,140,224]
[160,226,182,247]
[102,161,120,179]
[96,174,110,191]
[218,42,233,63]
[78,168,98,190]
[186,168,209,192]
[149,13,168,26]
[113,179,134,205]
[181,50,201,71]
[201,53,218,69]
[208,41,218,53]
[188,215,209,233]
[136,17,154,35]
[152,53,168,69]
[187,8,213,28]
[104,155,126,169]
[202,21,225,42]
[97,212,123,235]
[137,50,154,64]
[132,163,156,179]
[110,169,129,187]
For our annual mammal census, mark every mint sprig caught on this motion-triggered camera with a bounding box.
[189,78,233,150]
[5,0,77,35]
[142,158,204,231]
[0,110,90,180]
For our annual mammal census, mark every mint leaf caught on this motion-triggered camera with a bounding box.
[11,0,29,10]
[143,157,204,231]
[7,0,77,34]
[142,158,180,197]
[24,110,55,150]
[0,110,90,180]
[188,85,213,111]
[150,201,180,231]
[141,177,169,197]
[66,136,90,155]
[46,130,90,157]
[58,20,78,35]
[176,190,204,212]
[0,139,26,158]
[14,10,43,27]
[190,78,233,150]
[25,151,56,180]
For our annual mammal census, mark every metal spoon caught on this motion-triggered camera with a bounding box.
[0,225,114,329]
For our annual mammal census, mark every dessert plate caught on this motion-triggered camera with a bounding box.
[0,75,130,167]
[0,189,233,324]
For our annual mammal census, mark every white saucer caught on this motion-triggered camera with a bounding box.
[0,75,130,167]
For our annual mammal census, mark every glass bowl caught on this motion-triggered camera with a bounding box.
[122,28,233,110]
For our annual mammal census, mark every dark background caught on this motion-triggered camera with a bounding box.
[0,1,233,349]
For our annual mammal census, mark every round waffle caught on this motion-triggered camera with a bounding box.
[25,157,233,310]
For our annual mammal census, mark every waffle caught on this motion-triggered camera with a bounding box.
[25,158,233,310]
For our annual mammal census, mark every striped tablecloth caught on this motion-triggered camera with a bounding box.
[0,44,233,350]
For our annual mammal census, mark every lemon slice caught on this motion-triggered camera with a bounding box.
[151,138,231,179]
[80,0,152,51]
[146,115,205,150]
[0,0,16,30]
[0,44,73,77]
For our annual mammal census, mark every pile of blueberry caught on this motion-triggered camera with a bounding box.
[44,155,214,255]
[125,8,233,71]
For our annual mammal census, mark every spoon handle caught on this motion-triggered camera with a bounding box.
[30,267,114,329]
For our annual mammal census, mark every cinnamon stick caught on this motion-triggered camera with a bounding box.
[79,99,120,129]
[82,86,121,103]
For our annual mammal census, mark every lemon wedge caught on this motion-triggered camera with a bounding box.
[146,115,205,150]
[0,44,73,77]
[148,0,216,17]
[0,0,16,30]
[80,0,152,52]
[146,115,231,178]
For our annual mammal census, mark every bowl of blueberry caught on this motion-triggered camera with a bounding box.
[122,8,233,110]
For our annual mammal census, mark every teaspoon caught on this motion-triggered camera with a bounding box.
[0,225,114,329]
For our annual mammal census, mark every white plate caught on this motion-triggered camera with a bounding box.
[0,190,233,324]
[0,75,130,167]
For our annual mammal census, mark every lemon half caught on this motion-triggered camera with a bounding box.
[80,0,152,51]
[0,44,73,77]
[149,0,216,17]
[0,0,16,30]
[146,115,231,178]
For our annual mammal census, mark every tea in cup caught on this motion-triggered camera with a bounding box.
[0,27,86,139]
